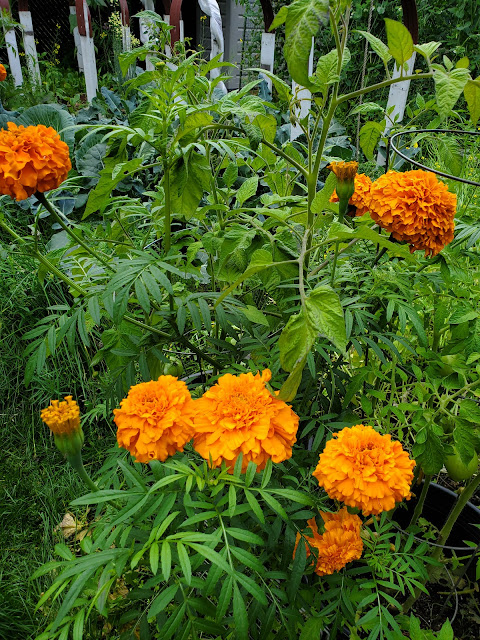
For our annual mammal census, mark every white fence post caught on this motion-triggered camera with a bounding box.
[0,0,23,86]
[291,38,314,141]
[76,0,98,102]
[18,1,40,87]
[69,1,84,71]
[260,32,275,93]
[376,53,417,166]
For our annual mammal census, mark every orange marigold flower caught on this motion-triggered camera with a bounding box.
[0,122,71,201]
[330,173,373,216]
[0,64,7,82]
[114,376,196,463]
[313,424,415,515]
[369,170,456,257]
[192,369,299,472]
[328,160,359,182]
[41,395,81,436]
[294,507,363,576]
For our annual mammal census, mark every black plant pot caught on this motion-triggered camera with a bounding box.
[392,481,480,554]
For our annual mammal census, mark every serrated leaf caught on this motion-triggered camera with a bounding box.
[148,584,179,619]
[175,112,213,143]
[327,221,415,261]
[313,47,351,92]
[84,157,143,218]
[464,78,480,126]
[311,171,336,214]
[300,617,324,640]
[240,305,269,326]
[233,582,248,640]
[270,5,288,31]
[414,42,441,60]
[384,18,414,67]
[284,0,329,89]
[278,285,346,372]
[434,67,471,120]
[359,121,384,160]
[356,30,391,64]
[236,175,259,206]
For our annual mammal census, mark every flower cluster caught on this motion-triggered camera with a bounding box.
[113,370,299,470]
[368,170,456,256]
[114,376,196,463]
[313,424,415,515]
[0,122,71,201]
[0,64,7,82]
[295,507,363,576]
[330,173,372,217]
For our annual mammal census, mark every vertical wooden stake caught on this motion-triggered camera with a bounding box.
[0,0,23,86]
[76,0,98,102]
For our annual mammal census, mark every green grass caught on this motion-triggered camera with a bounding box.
[0,252,113,639]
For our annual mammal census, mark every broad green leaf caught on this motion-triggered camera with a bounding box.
[414,41,441,60]
[161,541,172,581]
[384,18,414,67]
[311,171,336,214]
[313,47,351,92]
[412,426,446,475]
[456,57,470,69]
[453,419,479,465]
[240,305,269,326]
[277,355,307,401]
[236,175,259,206]
[249,68,292,102]
[18,104,75,153]
[356,30,391,65]
[270,5,289,31]
[170,151,211,219]
[464,78,480,126]
[174,111,213,143]
[433,67,471,120]
[284,0,329,89]
[84,157,143,218]
[279,285,346,372]
[359,121,384,160]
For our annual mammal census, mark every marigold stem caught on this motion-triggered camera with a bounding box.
[67,450,99,493]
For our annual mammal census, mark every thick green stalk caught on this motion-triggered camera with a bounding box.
[35,193,111,269]
[163,162,172,253]
[409,475,432,528]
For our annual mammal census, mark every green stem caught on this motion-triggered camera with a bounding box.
[432,472,480,553]
[409,475,432,528]
[35,193,111,269]
[330,240,340,286]
[403,472,480,613]
[67,450,99,492]
[163,162,172,253]
[336,73,433,106]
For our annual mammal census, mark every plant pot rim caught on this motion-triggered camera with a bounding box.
[391,481,480,552]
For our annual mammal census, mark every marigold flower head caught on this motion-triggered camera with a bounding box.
[369,170,456,256]
[0,64,7,82]
[294,507,363,576]
[114,376,196,463]
[313,424,415,515]
[41,396,81,435]
[0,122,71,201]
[330,173,372,217]
[328,160,359,181]
[192,369,299,472]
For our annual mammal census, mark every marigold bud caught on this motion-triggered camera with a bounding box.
[41,396,84,458]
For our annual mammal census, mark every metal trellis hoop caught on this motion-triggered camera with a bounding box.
[386,128,480,187]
